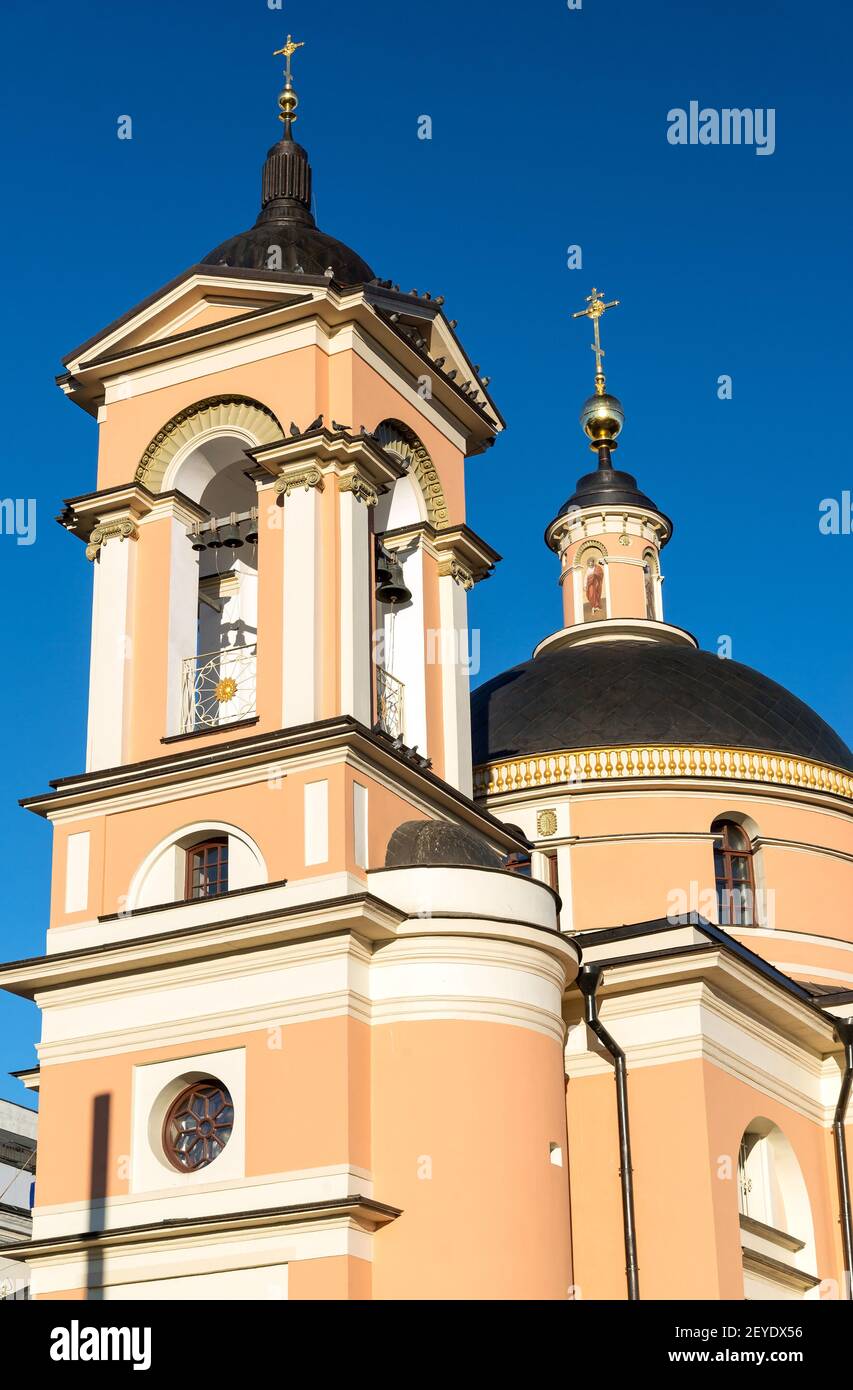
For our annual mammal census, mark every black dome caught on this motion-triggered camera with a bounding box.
[385,820,505,869]
[471,642,853,771]
[557,464,666,519]
[201,134,374,284]
[202,217,374,282]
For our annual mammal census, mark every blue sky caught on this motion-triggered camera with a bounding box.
[1,0,851,1106]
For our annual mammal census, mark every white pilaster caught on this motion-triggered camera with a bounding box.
[86,531,138,771]
[438,569,474,796]
[282,480,324,727]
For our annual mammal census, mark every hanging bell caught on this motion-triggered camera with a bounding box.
[190,524,207,552]
[376,555,412,607]
[244,508,259,545]
[375,543,393,590]
[206,520,223,549]
[222,512,244,549]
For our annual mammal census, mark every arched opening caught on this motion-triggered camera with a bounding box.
[642,548,662,621]
[371,423,434,750]
[712,817,758,926]
[737,1119,819,1299]
[157,416,270,735]
[130,823,267,910]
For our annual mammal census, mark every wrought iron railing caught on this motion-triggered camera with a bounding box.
[376,665,404,739]
[181,645,257,734]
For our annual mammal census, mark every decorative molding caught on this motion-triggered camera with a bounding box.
[536,809,558,837]
[136,396,283,492]
[374,421,449,528]
[338,470,379,507]
[475,743,853,803]
[437,556,474,589]
[85,518,138,562]
[274,466,325,499]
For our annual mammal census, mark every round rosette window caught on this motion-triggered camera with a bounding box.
[163,1080,234,1172]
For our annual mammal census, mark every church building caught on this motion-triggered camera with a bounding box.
[0,39,850,1302]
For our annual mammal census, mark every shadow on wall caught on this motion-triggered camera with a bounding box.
[87,1093,110,1301]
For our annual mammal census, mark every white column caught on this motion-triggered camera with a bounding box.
[166,517,200,737]
[338,487,372,725]
[86,531,138,771]
[438,569,474,796]
[282,481,323,727]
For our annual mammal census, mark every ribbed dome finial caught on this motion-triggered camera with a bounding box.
[261,35,313,222]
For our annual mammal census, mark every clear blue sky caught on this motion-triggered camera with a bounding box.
[1,0,851,1106]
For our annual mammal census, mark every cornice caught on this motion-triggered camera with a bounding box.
[475,743,853,806]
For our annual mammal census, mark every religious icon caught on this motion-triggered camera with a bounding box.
[583,555,606,622]
[644,560,656,620]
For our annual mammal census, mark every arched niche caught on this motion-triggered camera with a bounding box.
[642,547,663,621]
[129,822,268,910]
[738,1118,819,1299]
[573,540,610,624]
[373,420,449,530]
[135,396,283,495]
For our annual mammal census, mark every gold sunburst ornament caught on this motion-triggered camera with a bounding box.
[214,677,238,704]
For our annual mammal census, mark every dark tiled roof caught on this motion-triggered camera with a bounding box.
[471,642,853,771]
[202,220,374,282]
[385,820,505,869]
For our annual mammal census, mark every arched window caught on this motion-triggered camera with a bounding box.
[736,1120,819,1299]
[712,819,755,925]
[185,837,229,900]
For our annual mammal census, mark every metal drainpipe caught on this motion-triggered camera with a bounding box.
[577,964,640,1300]
[833,1020,853,1301]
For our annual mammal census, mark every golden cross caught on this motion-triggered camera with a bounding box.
[572,287,620,382]
[273,35,305,78]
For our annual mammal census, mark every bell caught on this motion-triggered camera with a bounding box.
[190,525,207,552]
[222,512,244,549]
[375,545,393,589]
[244,508,259,545]
[206,520,223,550]
[376,557,412,607]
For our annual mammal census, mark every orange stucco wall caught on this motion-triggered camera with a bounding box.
[35,1015,371,1209]
[371,1020,572,1300]
[567,1055,845,1301]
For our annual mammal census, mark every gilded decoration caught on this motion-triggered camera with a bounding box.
[338,471,379,507]
[85,518,139,562]
[136,396,283,493]
[536,809,558,837]
[374,421,450,528]
[274,466,325,498]
[437,555,474,589]
[474,745,853,803]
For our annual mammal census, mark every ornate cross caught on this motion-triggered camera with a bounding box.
[572,287,620,385]
[273,36,305,79]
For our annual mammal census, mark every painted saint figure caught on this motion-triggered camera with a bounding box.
[584,556,605,618]
[644,560,656,620]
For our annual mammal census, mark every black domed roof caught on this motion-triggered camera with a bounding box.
[471,642,853,771]
[556,464,666,520]
[201,134,374,284]
[385,820,505,869]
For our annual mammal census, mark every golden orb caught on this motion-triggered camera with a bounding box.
[580,392,624,444]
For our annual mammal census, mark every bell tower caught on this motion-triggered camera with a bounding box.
[2,35,579,1301]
